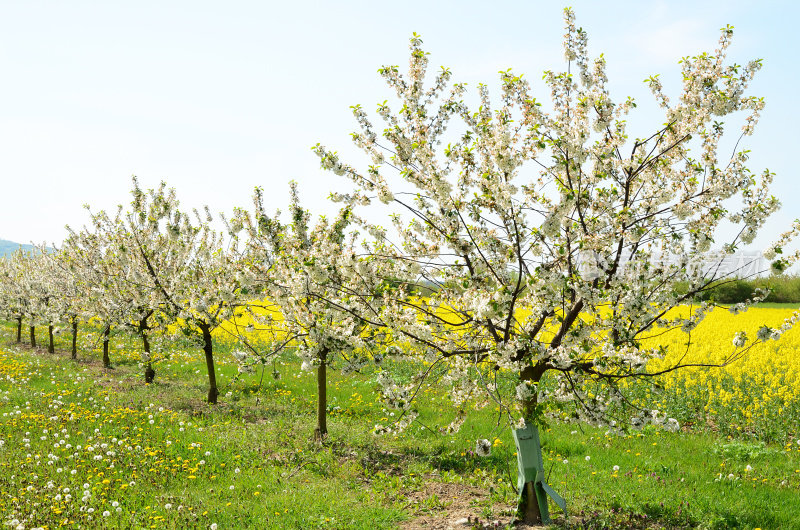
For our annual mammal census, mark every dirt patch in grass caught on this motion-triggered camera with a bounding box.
[400,481,581,530]
[400,481,510,529]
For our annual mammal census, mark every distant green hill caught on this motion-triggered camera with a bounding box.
[0,239,41,257]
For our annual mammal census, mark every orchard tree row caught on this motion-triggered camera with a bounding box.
[1,9,798,523]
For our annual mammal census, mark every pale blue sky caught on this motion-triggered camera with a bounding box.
[0,0,797,247]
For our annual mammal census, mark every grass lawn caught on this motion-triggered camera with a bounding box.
[0,321,799,529]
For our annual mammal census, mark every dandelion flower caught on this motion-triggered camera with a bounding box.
[475,439,491,457]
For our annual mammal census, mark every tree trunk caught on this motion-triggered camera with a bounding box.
[200,323,218,404]
[523,482,543,523]
[512,421,553,525]
[517,364,548,525]
[144,361,155,383]
[16,317,22,343]
[102,325,111,368]
[140,318,155,384]
[314,348,329,441]
[30,325,36,348]
[48,325,55,353]
[71,320,78,359]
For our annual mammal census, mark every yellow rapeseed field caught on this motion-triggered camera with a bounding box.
[643,306,800,438]
[15,302,800,439]
[214,301,800,437]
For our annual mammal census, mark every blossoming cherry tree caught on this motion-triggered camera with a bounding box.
[313,9,795,523]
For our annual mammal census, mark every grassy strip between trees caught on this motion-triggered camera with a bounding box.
[0,320,799,529]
